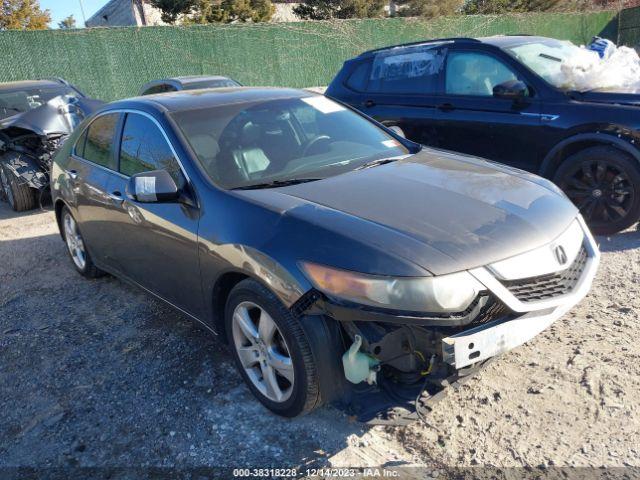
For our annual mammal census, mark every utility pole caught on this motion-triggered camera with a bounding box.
[78,0,88,26]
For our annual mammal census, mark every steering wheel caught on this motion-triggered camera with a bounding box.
[302,135,331,157]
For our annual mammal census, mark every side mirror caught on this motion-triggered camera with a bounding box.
[126,169,179,203]
[493,80,528,100]
[387,125,406,138]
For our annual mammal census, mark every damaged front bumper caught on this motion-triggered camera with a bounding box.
[444,216,599,369]
[296,216,599,421]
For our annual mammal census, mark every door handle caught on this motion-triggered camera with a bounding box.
[437,103,455,112]
[67,169,78,181]
[364,99,375,108]
[108,190,123,202]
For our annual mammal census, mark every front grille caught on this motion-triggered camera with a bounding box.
[469,296,511,326]
[500,246,588,303]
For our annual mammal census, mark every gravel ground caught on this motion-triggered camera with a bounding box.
[1,202,639,471]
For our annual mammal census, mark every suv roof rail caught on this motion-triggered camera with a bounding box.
[359,37,481,56]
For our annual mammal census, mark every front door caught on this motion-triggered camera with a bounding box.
[106,111,204,318]
[435,49,545,171]
[67,112,122,267]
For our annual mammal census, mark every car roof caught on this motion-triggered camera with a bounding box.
[0,79,69,92]
[110,87,314,114]
[357,35,550,57]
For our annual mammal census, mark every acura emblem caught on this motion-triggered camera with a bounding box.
[554,245,568,265]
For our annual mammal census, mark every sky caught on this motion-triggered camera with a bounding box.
[40,0,106,28]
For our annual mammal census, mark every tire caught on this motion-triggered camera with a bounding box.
[553,146,640,235]
[225,279,324,417]
[0,164,37,212]
[60,206,104,278]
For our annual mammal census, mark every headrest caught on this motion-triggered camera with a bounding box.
[241,122,261,145]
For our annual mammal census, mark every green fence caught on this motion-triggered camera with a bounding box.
[619,6,640,47]
[0,11,618,101]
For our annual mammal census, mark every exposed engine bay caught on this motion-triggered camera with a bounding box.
[0,89,102,211]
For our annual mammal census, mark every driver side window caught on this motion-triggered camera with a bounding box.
[446,51,521,97]
[119,113,185,187]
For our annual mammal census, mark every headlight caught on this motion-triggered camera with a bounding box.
[300,262,484,313]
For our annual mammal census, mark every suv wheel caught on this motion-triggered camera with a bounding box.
[0,164,37,212]
[225,279,323,417]
[554,146,640,235]
[61,207,104,278]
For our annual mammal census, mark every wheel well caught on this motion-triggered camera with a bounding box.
[54,199,67,237]
[542,140,605,178]
[542,139,638,179]
[212,272,249,341]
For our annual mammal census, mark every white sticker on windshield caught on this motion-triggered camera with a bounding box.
[301,96,345,114]
[135,176,157,202]
[382,139,400,148]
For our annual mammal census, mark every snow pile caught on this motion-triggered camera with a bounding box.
[550,40,640,93]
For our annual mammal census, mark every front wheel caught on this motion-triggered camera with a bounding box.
[225,279,323,417]
[554,146,640,235]
[0,164,37,212]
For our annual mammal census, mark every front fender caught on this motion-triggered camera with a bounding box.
[540,131,640,177]
[0,151,47,189]
[199,238,311,331]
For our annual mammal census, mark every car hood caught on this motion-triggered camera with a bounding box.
[236,148,578,275]
[0,96,104,136]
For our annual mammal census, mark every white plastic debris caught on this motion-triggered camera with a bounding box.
[550,40,640,93]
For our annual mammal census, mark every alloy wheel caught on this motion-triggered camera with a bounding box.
[562,159,635,227]
[231,301,295,403]
[63,212,87,270]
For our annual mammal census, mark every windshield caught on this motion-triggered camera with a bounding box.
[172,96,411,189]
[0,85,79,121]
[505,39,581,89]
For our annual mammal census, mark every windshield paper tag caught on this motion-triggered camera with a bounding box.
[301,96,345,114]
[382,139,400,148]
[135,176,157,201]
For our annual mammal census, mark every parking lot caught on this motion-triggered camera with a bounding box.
[1,201,639,469]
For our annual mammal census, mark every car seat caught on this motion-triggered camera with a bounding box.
[232,123,271,179]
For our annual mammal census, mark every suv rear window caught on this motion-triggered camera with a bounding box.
[367,45,446,95]
[82,113,119,170]
[346,62,370,92]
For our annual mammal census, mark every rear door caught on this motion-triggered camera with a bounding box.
[66,112,122,267]
[435,47,544,170]
[342,45,447,145]
[106,111,204,317]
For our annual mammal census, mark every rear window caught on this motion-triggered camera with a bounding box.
[345,62,370,92]
[82,113,119,170]
[142,84,177,95]
[183,79,241,90]
[367,45,446,95]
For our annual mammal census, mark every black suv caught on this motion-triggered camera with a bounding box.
[326,35,640,234]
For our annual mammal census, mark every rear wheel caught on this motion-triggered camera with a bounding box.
[225,279,323,417]
[554,146,640,235]
[61,207,104,278]
[0,164,37,212]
